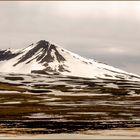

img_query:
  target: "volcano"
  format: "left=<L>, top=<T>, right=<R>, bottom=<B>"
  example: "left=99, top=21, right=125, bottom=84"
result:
left=0, top=40, right=139, bottom=81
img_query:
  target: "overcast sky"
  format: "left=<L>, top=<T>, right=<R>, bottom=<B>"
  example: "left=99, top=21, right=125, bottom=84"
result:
left=0, top=1, right=140, bottom=75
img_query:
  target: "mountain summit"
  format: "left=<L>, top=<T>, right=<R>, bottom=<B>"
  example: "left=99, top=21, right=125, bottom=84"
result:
left=0, top=40, right=140, bottom=81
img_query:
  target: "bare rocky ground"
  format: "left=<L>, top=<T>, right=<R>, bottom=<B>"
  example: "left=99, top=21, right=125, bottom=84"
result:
left=0, top=73, right=140, bottom=138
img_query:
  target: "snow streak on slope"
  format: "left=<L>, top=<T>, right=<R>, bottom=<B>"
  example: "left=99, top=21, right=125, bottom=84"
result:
left=0, top=40, right=140, bottom=81
left=0, top=43, right=45, bottom=73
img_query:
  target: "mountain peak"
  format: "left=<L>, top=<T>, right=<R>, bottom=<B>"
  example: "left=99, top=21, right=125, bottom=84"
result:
left=12, top=40, right=65, bottom=67
left=37, top=40, right=50, bottom=49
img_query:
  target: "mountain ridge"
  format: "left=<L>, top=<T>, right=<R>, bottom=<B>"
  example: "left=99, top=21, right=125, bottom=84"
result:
left=0, top=40, right=140, bottom=81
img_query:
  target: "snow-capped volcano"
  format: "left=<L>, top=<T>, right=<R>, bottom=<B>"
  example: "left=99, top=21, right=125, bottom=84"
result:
left=0, top=40, right=140, bottom=81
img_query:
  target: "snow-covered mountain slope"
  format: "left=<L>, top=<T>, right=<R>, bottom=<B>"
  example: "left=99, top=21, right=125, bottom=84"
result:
left=0, top=40, right=140, bottom=81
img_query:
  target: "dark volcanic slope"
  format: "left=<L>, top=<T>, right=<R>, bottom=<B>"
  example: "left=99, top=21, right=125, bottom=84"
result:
left=13, top=40, right=66, bottom=66
left=0, top=50, right=20, bottom=61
